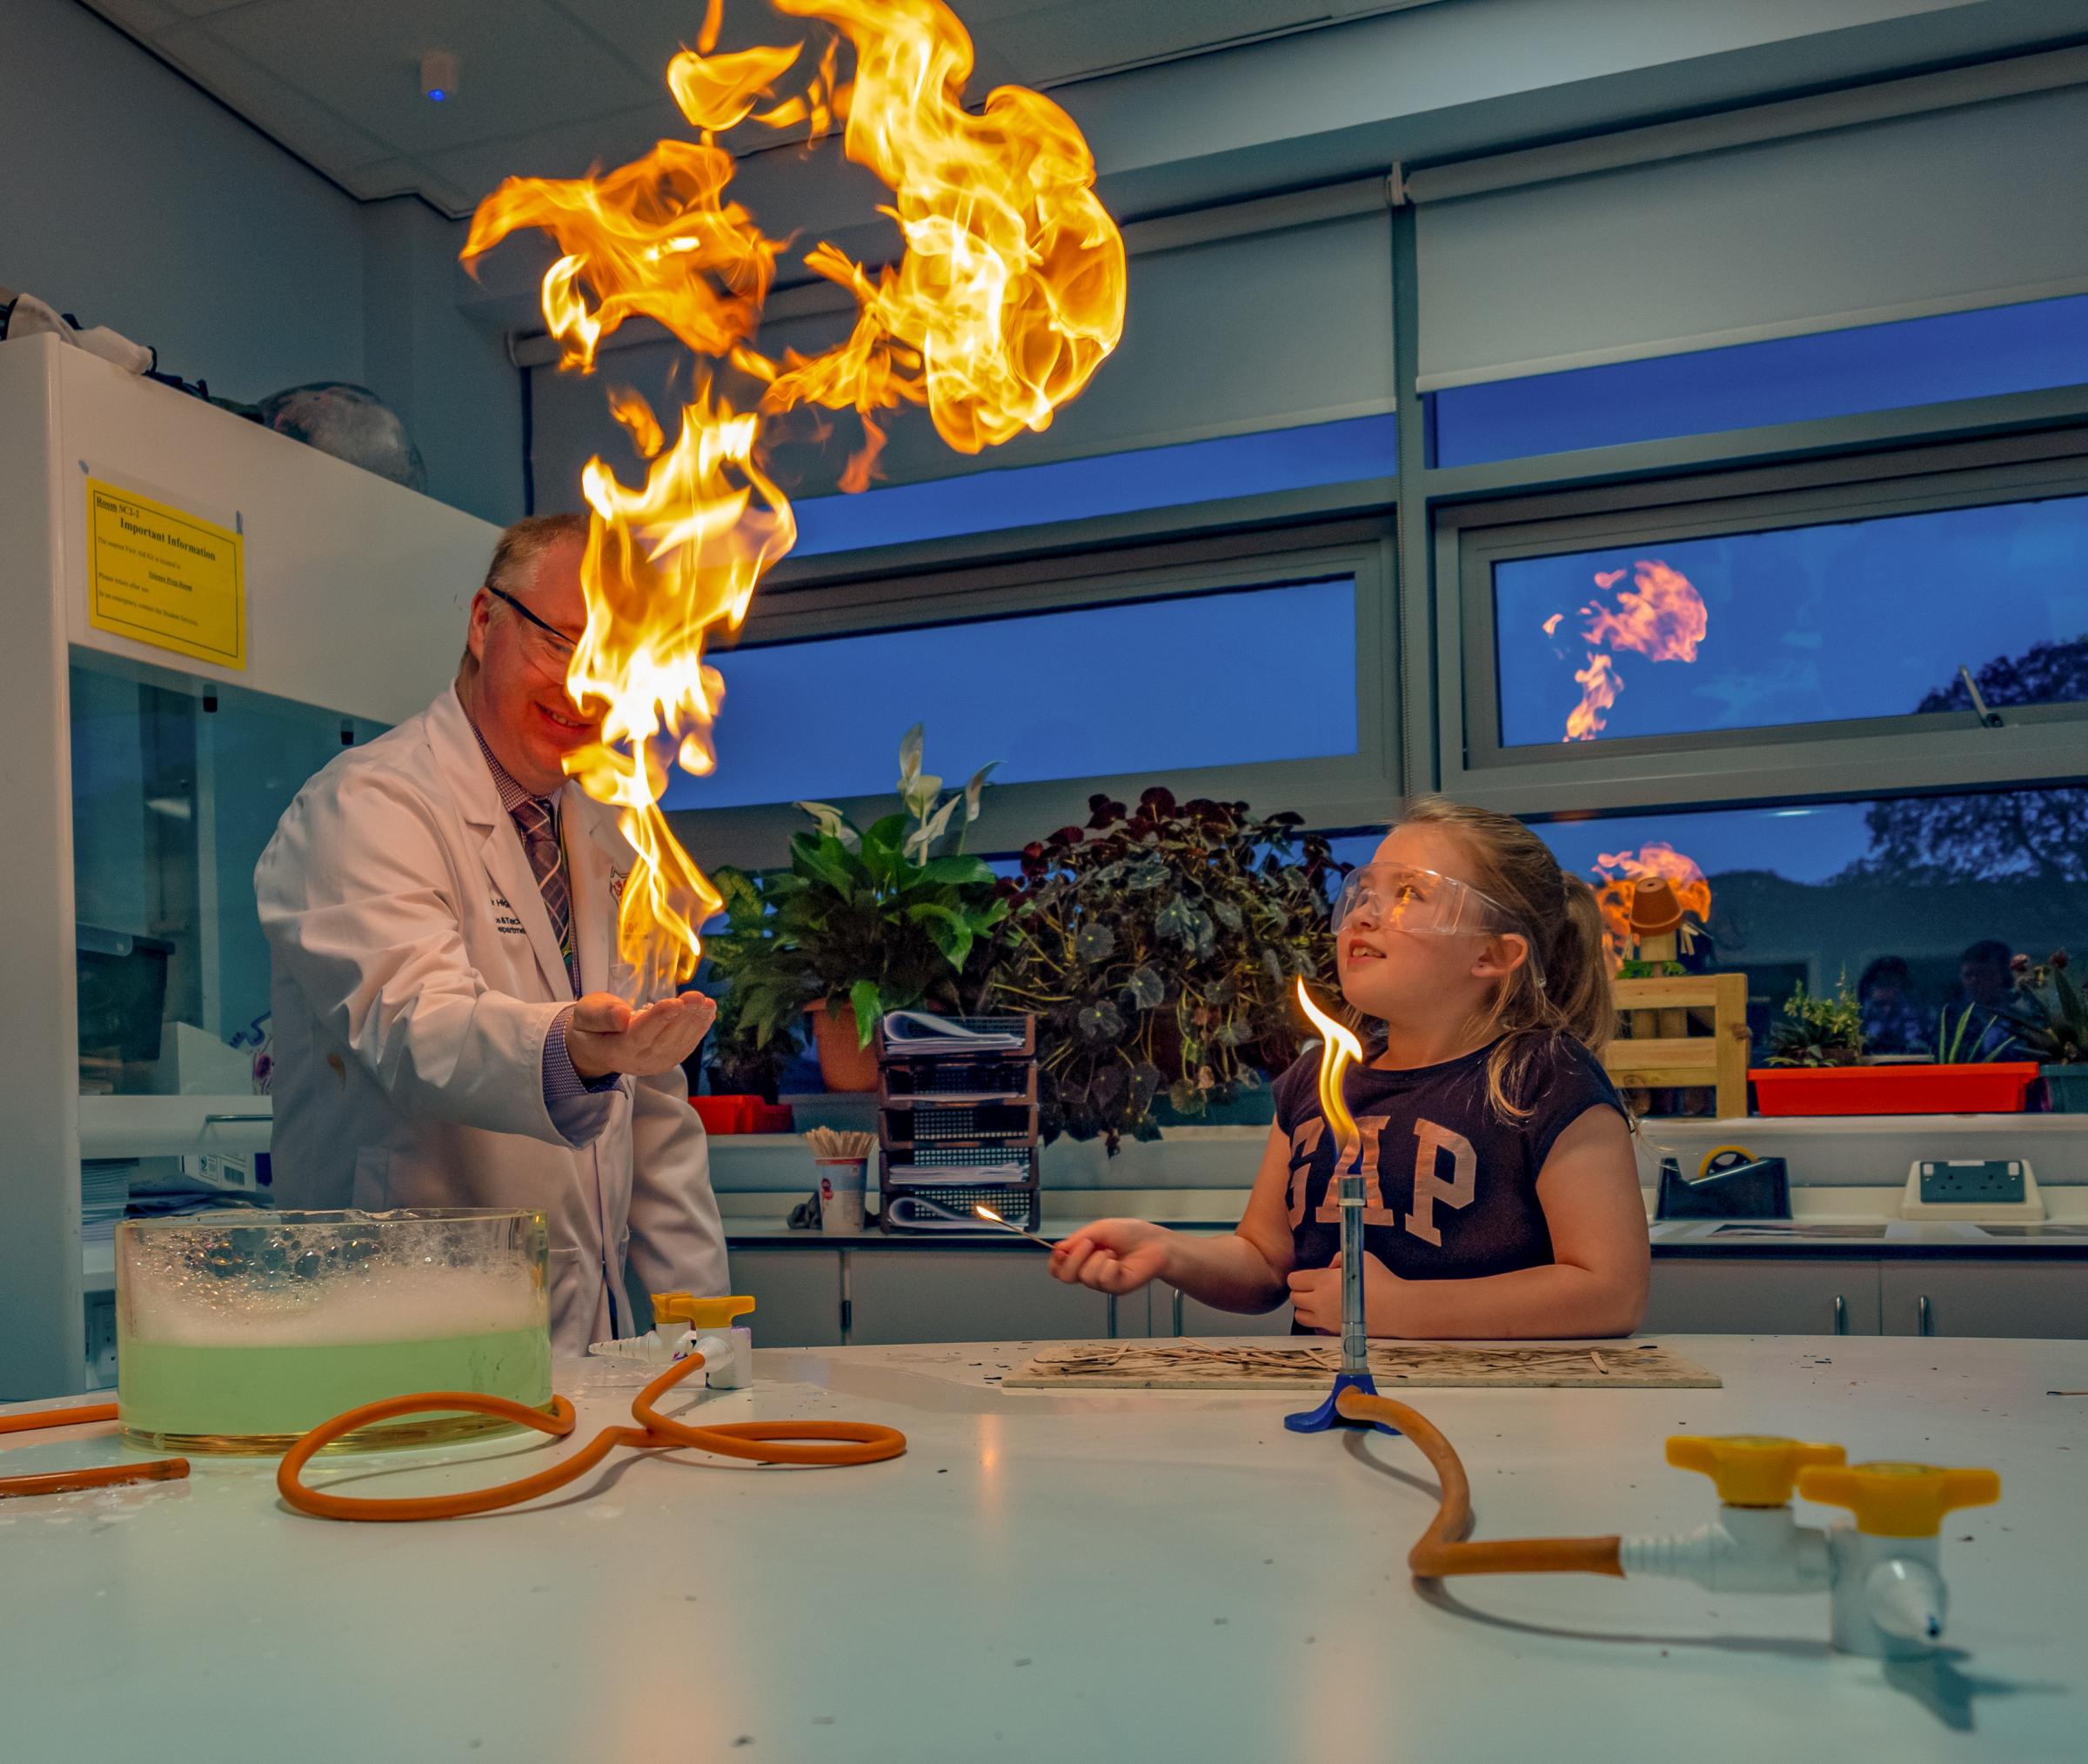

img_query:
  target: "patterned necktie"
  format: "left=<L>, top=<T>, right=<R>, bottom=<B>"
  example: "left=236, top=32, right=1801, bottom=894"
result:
left=512, top=797, right=578, bottom=994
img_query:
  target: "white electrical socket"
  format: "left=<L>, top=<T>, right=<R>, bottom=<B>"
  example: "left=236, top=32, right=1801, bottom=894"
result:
left=1899, top=1159, right=2044, bottom=1223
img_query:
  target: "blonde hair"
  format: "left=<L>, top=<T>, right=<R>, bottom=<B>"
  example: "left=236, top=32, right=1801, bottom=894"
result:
left=1394, top=796, right=1616, bottom=1121
left=460, top=511, right=588, bottom=675
left=484, top=511, right=588, bottom=601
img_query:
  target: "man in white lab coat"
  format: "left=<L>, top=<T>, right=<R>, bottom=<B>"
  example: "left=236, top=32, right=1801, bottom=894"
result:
left=256, top=513, right=727, bottom=1355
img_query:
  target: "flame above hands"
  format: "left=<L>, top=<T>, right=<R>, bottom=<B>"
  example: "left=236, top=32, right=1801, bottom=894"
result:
left=459, top=0, right=1127, bottom=998
left=1550, top=559, right=1708, bottom=743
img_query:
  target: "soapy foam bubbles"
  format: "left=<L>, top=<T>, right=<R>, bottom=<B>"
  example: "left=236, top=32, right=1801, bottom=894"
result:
left=120, top=1211, right=545, bottom=1347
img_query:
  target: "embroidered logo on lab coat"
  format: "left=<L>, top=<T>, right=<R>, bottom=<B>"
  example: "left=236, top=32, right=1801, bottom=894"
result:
left=610, top=868, right=628, bottom=903
left=492, top=892, right=527, bottom=935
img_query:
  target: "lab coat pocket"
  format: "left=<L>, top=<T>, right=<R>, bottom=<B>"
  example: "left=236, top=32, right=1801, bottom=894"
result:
left=350, top=1146, right=390, bottom=1210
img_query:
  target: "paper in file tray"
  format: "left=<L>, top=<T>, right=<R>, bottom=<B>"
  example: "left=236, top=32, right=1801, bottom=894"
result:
left=883, top=1159, right=1033, bottom=1186
left=880, top=1010, right=1027, bottom=1051
left=881, top=1193, right=991, bottom=1232
left=882, top=1186, right=1039, bottom=1232
left=881, top=1153, right=1041, bottom=1232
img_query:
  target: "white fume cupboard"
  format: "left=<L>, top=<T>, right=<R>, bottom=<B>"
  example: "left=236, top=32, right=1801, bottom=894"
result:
left=0, top=332, right=499, bottom=1398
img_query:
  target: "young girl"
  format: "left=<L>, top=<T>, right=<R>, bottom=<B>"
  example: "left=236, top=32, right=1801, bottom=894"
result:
left=1048, top=798, right=1649, bottom=1339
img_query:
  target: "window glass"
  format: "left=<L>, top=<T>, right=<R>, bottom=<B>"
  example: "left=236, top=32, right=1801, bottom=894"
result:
left=1433, top=293, right=2088, bottom=467
left=791, top=414, right=1396, bottom=557
left=1533, top=788, right=2086, bottom=1051
left=1323, top=786, right=2083, bottom=1054
left=1491, top=496, right=2088, bottom=746
left=70, top=658, right=386, bottom=1095
left=664, top=578, right=1360, bottom=812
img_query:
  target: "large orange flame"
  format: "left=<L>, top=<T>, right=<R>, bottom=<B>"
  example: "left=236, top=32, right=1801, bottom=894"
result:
left=757, top=0, right=1127, bottom=461
left=1552, top=558, right=1708, bottom=742
left=460, top=8, right=1126, bottom=995
left=1591, top=842, right=1712, bottom=967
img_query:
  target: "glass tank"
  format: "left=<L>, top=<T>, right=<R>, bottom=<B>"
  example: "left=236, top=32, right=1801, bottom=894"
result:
left=69, top=652, right=388, bottom=1096
left=117, top=1207, right=552, bottom=1453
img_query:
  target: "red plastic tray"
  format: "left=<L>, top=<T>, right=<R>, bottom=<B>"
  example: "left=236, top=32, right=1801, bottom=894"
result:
left=1749, top=1063, right=2039, bottom=1116
left=690, top=1095, right=795, bottom=1133
left=691, top=1095, right=753, bottom=1133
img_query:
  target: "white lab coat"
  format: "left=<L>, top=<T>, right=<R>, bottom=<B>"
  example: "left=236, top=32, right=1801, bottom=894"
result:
left=255, top=685, right=727, bottom=1356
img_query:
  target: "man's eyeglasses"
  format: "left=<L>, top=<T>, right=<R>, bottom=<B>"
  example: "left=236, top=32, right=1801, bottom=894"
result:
left=485, top=584, right=580, bottom=666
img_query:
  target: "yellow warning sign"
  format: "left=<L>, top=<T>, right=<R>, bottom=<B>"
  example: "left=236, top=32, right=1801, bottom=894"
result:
left=85, top=478, right=245, bottom=669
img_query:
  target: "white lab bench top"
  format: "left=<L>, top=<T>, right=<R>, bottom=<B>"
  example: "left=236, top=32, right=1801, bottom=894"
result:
left=3, top=1334, right=2083, bottom=1763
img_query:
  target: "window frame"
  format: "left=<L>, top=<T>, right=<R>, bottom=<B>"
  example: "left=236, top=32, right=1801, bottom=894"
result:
left=671, top=515, right=1402, bottom=871
left=1435, top=426, right=2088, bottom=818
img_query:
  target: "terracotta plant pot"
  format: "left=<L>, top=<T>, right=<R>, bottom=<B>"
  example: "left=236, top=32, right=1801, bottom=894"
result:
left=1749, top=1062, right=2040, bottom=1116
left=806, top=999, right=880, bottom=1092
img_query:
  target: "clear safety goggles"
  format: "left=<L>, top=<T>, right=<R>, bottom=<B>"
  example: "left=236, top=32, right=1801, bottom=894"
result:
left=1332, top=861, right=1529, bottom=944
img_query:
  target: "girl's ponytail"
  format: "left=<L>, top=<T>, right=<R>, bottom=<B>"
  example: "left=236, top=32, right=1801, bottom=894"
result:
left=1394, top=798, right=1620, bottom=1120
left=1551, top=874, right=1616, bottom=1058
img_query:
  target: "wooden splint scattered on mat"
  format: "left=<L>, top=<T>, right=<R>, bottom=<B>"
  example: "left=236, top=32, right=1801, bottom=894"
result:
left=1004, top=1340, right=1721, bottom=1390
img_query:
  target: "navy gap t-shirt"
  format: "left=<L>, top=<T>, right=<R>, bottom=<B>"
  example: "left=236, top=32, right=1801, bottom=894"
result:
left=1273, top=1032, right=1625, bottom=1307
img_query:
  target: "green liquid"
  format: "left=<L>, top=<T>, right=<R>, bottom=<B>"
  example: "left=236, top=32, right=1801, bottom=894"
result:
left=118, top=1326, right=552, bottom=1451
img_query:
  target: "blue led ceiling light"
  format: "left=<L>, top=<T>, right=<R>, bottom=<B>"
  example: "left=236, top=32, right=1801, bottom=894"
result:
left=421, top=50, right=458, bottom=105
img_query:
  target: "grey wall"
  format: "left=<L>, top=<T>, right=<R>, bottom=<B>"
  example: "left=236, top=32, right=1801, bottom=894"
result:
left=0, top=0, right=519, bottom=526
left=0, top=0, right=364, bottom=400
left=359, top=199, right=523, bottom=529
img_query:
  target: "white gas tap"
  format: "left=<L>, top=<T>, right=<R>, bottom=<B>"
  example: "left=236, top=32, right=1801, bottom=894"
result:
left=1800, top=1460, right=2002, bottom=1659
left=1620, top=1434, right=2000, bottom=1658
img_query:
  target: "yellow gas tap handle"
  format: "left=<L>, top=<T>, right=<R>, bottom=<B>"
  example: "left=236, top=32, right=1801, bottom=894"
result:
left=651, top=1293, right=756, bottom=1331
left=1666, top=1434, right=1847, bottom=1507
left=1797, top=1462, right=2001, bottom=1537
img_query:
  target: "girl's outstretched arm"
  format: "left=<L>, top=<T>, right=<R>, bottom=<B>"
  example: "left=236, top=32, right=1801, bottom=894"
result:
left=1048, top=1122, right=1295, bottom=1312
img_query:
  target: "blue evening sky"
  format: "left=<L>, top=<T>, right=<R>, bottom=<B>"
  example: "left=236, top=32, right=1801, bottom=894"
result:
left=1493, top=495, right=2088, bottom=747
left=1432, top=291, right=2088, bottom=466
left=1327, top=802, right=1876, bottom=892
left=792, top=413, right=1398, bottom=557
left=662, top=577, right=1359, bottom=811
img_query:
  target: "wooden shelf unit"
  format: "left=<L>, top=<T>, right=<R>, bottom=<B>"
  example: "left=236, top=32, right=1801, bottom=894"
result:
left=1603, top=972, right=1750, bottom=1119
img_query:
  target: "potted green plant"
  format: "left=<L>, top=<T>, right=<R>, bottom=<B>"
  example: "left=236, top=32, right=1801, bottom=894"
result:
left=1761, top=976, right=1866, bottom=1069
left=689, top=872, right=799, bottom=1103
left=2006, top=950, right=2088, bottom=1113
left=705, top=726, right=1006, bottom=1092
left=1751, top=973, right=2039, bottom=1115
left=982, top=788, right=1345, bottom=1150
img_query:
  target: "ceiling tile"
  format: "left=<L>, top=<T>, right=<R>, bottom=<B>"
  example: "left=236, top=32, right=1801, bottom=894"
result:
left=411, top=164, right=482, bottom=220
left=83, top=0, right=184, bottom=35
left=334, top=157, right=429, bottom=202
left=88, top=0, right=1391, bottom=218
left=976, top=0, right=1330, bottom=85
left=415, top=99, right=693, bottom=211
left=540, top=0, right=823, bottom=86
left=149, top=21, right=395, bottom=172
left=201, top=0, right=660, bottom=159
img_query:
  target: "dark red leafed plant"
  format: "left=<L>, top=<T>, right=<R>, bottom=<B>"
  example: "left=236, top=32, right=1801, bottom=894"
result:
left=981, top=788, right=1348, bottom=1150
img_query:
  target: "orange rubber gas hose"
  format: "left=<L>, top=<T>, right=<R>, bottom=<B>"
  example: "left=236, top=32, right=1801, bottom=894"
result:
left=0, top=1402, right=117, bottom=1434
left=1336, top=1388, right=1623, bottom=1579
left=0, top=1402, right=191, bottom=1500
left=278, top=1350, right=907, bottom=1521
